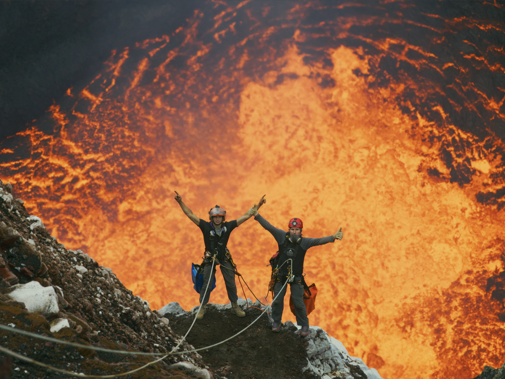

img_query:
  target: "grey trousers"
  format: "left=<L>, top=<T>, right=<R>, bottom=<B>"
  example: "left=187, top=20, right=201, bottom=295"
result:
left=199, top=258, right=238, bottom=306
left=272, top=281, right=309, bottom=327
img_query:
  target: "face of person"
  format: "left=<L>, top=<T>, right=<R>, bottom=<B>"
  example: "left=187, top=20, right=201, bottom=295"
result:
left=289, top=227, right=302, bottom=237
left=212, top=215, right=224, bottom=226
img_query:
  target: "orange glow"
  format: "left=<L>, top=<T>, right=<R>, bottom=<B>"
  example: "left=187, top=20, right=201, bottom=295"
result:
left=1, top=2, right=505, bottom=378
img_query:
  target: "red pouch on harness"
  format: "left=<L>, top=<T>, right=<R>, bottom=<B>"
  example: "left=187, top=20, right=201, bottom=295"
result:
left=290, top=283, right=317, bottom=316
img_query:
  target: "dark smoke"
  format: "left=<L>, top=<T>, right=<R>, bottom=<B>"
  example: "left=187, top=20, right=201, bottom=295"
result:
left=0, top=0, right=194, bottom=141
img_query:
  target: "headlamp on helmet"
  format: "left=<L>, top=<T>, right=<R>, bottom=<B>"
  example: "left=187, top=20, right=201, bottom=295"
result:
left=288, top=218, right=303, bottom=229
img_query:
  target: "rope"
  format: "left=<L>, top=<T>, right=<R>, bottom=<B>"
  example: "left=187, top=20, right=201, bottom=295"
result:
left=236, top=275, right=266, bottom=312
left=0, top=344, right=168, bottom=379
left=0, top=259, right=294, bottom=378
left=236, top=272, right=267, bottom=307
left=219, top=254, right=268, bottom=307
left=0, top=257, right=219, bottom=378
left=0, top=324, right=164, bottom=356
left=169, top=255, right=217, bottom=353
left=162, top=269, right=292, bottom=356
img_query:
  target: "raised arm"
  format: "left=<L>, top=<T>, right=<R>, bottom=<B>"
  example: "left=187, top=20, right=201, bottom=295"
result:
left=174, top=191, right=200, bottom=226
left=237, top=194, right=266, bottom=226
left=254, top=213, right=286, bottom=245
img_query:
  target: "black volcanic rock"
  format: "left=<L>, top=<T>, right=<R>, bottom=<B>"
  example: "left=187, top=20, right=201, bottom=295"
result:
left=0, top=0, right=195, bottom=140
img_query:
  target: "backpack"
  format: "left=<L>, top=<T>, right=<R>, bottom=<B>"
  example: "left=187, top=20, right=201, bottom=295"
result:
left=191, top=263, right=216, bottom=294
left=290, top=283, right=318, bottom=316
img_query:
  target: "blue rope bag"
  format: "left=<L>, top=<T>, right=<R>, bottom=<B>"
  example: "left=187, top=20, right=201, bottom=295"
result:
left=191, top=263, right=217, bottom=294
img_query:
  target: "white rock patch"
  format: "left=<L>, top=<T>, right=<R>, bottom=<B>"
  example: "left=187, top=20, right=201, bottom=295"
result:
left=8, top=281, right=60, bottom=316
left=167, top=362, right=212, bottom=379
left=0, top=187, right=14, bottom=210
left=75, top=265, right=88, bottom=274
left=159, top=302, right=187, bottom=317
left=50, top=318, right=70, bottom=333
left=27, top=215, right=45, bottom=231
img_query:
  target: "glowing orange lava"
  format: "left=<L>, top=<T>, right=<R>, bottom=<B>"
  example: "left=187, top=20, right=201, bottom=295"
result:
left=1, top=2, right=505, bottom=378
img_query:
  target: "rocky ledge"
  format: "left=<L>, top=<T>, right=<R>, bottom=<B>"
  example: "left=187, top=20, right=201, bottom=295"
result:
left=161, top=300, right=383, bottom=379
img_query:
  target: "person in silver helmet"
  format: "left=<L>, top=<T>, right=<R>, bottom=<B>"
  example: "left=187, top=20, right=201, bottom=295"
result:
left=175, top=191, right=265, bottom=320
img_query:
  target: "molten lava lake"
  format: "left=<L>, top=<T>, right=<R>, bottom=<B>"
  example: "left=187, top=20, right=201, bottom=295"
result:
left=1, top=1, right=505, bottom=378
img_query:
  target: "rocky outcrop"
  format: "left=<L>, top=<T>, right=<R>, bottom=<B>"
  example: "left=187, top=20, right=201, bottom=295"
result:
left=161, top=299, right=383, bottom=379
left=474, top=362, right=505, bottom=379
left=301, top=326, right=382, bottom=379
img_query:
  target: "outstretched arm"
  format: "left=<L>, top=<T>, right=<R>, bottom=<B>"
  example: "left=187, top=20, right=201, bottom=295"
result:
left=174, top=191, right=200, bottom=226
left=237, top=194, right=266, bottom=226
left=302, top=228, right=344, bottom=249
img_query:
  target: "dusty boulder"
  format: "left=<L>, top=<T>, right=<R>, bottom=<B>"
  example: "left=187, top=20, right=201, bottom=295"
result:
left=7, top=281, right=59, bottom=316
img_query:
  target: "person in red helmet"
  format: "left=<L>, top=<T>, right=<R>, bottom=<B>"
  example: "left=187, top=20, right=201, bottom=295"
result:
left=174, top=191, right=265, bottom=320
left=252, top=197, right=343, bottom=337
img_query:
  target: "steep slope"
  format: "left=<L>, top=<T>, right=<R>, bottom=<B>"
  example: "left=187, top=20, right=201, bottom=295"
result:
left=0, top=178, right=209, bottom=378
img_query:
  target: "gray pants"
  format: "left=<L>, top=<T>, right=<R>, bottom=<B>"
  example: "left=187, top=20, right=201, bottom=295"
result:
left=199, top=258, right=238, bottom=306
left=272, top=280, right=309, bottom=327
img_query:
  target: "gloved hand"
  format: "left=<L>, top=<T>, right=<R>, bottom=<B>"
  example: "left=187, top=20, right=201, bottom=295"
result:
left=249, top=205, right=259, bottom=217
left=333, top=228, right=343, bottom=240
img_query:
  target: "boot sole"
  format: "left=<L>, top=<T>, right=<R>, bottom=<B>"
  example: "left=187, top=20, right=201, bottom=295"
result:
left=230, top=310, right=246, bottom=317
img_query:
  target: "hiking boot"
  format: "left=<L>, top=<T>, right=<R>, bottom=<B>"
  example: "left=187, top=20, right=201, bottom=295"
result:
left=300, top=325, right=309, bottom=337
left=230, top=302, right=245, bottom=317
left=196, top=305, right=206, bottom=320
left=272, top=322, right=281, bottom=332
left=0, top=257, right=18, bottom=286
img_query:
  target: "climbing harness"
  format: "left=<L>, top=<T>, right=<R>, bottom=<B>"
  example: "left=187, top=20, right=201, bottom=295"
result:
left=209, top=221, right=228, bottom=263
left=267, top=238, right=318, bottom=315
left=191, top=225, right=233, bottom=295
left=267, top=234, right=299, bottom=294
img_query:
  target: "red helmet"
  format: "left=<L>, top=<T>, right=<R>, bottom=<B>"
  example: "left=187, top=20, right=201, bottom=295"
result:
left=209, top=205, right=226, bottom=219
left=288, top=218, right=303, bottom=229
